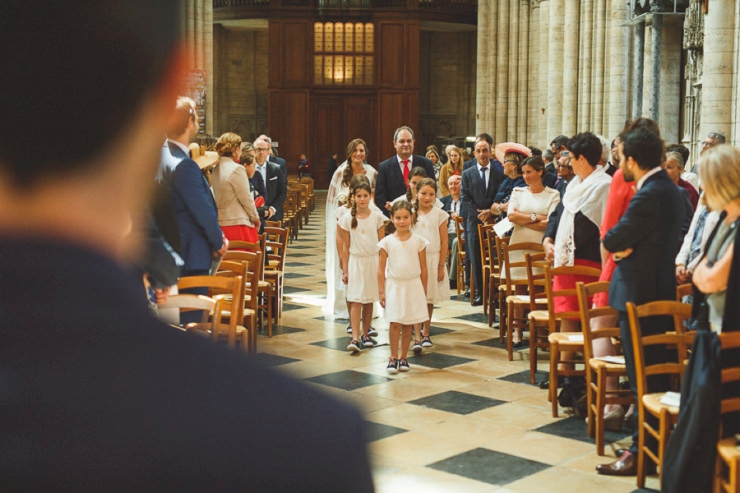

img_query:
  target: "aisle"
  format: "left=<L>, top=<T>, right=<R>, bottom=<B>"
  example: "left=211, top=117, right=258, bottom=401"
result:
left=257, top=191, right=653, bottom=492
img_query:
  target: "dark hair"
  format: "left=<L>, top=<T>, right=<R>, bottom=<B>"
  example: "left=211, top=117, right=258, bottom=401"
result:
left=566, top=133, right=602, bottom=167
left=349, top=175, right=372, bottom=229
left=475, top=133, right=493, bottom=147
left=522, top=155, right=545, bottom=175
left=393, top=126, right=414, bottom=141
left=667, top=144, right=690, bottom=165
left=619, top=117, right=661, bottom=139
left=342, top=138, right=368, bottom=188
left=405, top=166, right=429, bottom=202
left=1, top=1, right=181, bottom=189
left=415, top=178, right=437, bottom=213
left=528, top=146, right=542, bottom=156
left=550, top=135, right=570, bottom=149
left=385, top=200, right=415, bottom=235
left=621, top=128, right=664, bottom=170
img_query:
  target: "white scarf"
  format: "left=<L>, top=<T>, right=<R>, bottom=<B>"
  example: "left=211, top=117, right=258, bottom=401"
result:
left=554, top=166, right=612, bottom=267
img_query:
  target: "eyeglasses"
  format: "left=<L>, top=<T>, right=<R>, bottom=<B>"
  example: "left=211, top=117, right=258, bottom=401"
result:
left=701, top=140, right=714, bottom=147
left=255, top=148, right=270, bottom=152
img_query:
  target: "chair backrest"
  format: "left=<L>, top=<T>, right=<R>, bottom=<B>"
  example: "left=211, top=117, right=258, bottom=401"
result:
left=454, top=215, right=466, bottom=250
left=227, top=240, right=261, bottom=252
left=477, top=223, right=495, bottom=272
left=265, top=220, right=283, bottom=228
left=626, top=300, right=695, bottom=399
left=676, top=282, right=693, bottom=300
left=493, top=235, right=510, bottom=277
left=224, top=249, right=264, bottom=282
left=543, top=263, right=601, bottom=332
left=159, top=294, right=220, bottom=332
left=718, top=331, right=740, bottom=433
left=218, top=253, right=262, bottom=314
left=502, top=241, right=545, bottom=294
left=216, top=260, right=248, bottom=325
left=264, top=226, right=289, bottom=270
left=178, top=275, right=243, bottom=346
left=576, top=281, right=619, bottom=363
left=524, top=251, right=549, bottom=311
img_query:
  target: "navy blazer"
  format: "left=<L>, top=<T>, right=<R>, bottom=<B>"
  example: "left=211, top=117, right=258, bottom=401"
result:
left=461, top=163, right=504, bottom=231
left=161, top=141, right=222, bottom=272
left=603, top=169, right=684, bottom=310
left=374, top=155, right=436, bottom=216
left=261, top=161, right=287, bottom=222
left=268, top=155, right=288, bottom=186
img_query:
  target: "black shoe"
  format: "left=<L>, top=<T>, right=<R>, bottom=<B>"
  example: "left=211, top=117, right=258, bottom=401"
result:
left=463, top=289, right=471, bottom=297
left=449, top=280, right=457, bottom=289
left=472, top=296, right=483, bottom=306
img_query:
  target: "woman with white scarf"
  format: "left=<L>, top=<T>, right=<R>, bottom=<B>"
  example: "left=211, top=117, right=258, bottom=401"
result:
left=543, top=132, right=612, bottom=334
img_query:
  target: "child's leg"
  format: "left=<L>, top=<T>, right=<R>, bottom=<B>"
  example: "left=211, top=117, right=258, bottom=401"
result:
left=400, top=325, right=413, bottom=359
left=388, top=323, right=401, bottom=359
left=361, top=303, right=373, bottom=336
left=414, top=323, right=422, bottom=342
left=424, top=304, right=434, bottom=336
left=349, top=302, right=361, bottom=341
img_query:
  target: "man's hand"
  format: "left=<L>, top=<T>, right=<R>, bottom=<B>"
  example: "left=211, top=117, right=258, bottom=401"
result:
left=385, top=201, right=392, bottom=211
left=477, top=209, right=492, bottom=223
left=676, top=265, right=689, bottom=283
left=543, top=238, right=555, bottom=262
left=216, top=235, right=229, bottom=257
left=612, top=247, right=633, bottom=262
left=267, top=206, right=276, bottom=219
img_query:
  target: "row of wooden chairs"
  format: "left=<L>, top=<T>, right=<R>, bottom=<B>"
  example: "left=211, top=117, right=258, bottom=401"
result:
left=284, top=177, right=314, bottom=242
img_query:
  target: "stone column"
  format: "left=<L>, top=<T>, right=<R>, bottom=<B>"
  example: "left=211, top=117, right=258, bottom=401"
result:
left=701, top=0, right=736, bottom=143
left=530, top=0, right=542, bottom=146
left=648, top=13, right=663, bottom=123
left=538, top=0, right=549, bottom=145
left=604, top=0, right=629, bottom=137
left=508, top=0, right=521, bottom=141
left=562, top=0, right=579, bottom=135
left=547, top=0, right=565, bottom=139
left=659, top=16, right=684, bottom=144
left=495, top=0, right=510, bottom=143
left=518, top=0, right=531, bottom=142
left=592, top=0, right=606, bottom=134
left=578, top=0, right=593, bottom=130
left=632, top=19, right=645, bottom=119
left=181, top=0, right=214, bottom=135
left=476, top=0, right=491, bottom=133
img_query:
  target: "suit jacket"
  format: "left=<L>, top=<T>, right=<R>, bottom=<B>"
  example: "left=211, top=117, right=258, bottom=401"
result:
left=269, top=155, right=288, bottom=186
left=0, top=238, right=374, bottom=491
left=603, top=169, right=684, bottom=310
left=440, top=194, right=464, bottom=231
left=260, top=161, right=287, bottom=221
left=464, top=158, right=504, bottom=175
left=161, top=141, right=222, bottom=272
left=461, top=163, right=504, bottom=231
left=374, top=154, right=436, bottom=215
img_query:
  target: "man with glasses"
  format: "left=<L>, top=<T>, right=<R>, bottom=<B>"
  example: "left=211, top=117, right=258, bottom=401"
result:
left=553, top=150, right=574, bottom=198
left=254, top=137, right=287, bottom=222
left=257, top=134, right=288, bottom=187
left=701, top=131, right=726, bottom=151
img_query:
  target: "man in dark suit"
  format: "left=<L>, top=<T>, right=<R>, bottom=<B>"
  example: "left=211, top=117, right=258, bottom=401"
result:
left=374, top=126, right=436, bottom=216
left=159, top=97, right=226, bottom=280
left=258, top=133, right=289, bottom=186
left=0, top=3, right=374, bottom=489
left=461, top=137, right=504, bottom=305
left=463, top=133, right=504, bottom=174
left=597, top=126, right=685, bottom=477
left=255, top=137, right=288, bottom=222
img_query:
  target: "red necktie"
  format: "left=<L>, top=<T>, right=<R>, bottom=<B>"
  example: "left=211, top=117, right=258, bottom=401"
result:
left=402, top=159, right=411, bottom=185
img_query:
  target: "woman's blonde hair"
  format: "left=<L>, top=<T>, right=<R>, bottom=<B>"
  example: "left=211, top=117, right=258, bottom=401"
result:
left=698, top=144, right=740, bottom=211
left=214, top=132, right=241, bottom=157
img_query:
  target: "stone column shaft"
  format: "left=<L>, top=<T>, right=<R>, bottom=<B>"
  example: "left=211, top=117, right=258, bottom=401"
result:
left=508, top=0, right=520, bottom=141
left=475, top=0, right=491, bottom=133
left=701, top=0, right=736, bottom=141
left=592, top=1, right=606, bottom=134
left=562, top=0, right=579, bottom=135
left=547, top=0, right=565, bottom=139
left=632, top=20, right=645, bottom=119
left=648, top=13, right=663, bottom=123
left=495, top=0, right=510, bottom=143
left=518, top=1, right=531, bottom=142
left=578, top=0, right=593, bottom=130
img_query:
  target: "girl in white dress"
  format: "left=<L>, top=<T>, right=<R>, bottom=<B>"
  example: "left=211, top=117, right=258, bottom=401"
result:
left=378, top=201, right=429, bottom=374
left=410, top=178, right=449, bottom=353
left=392, top=167, right=444, bottom=209
left=338, top=177, right=386, bottom=353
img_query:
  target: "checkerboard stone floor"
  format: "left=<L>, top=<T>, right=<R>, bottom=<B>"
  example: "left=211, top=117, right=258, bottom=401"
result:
left=256, top=191, right=657, bottom=493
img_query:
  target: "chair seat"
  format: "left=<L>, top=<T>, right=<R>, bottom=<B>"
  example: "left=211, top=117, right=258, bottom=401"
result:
left=506, top=294, right=547, bottom=304
left=548, top=332, right=585, bottom=347
left=642, top=392, right=680, bottom=415
left=588, top=358, right=628, bottom=372
left=717, top=437, right=740, bottom=462
left=528, top=309, right=549, bottom=321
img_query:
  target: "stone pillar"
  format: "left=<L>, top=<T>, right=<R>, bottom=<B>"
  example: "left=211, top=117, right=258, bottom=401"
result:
left=518, top=0, right=531, bottom=142
left=547, top=0, right=565, bottom=139
left=508, top=0, right=520, bottom=141
left=495, top=0, right=510, bottom=143
left=592, top=0, right=606, bottom=134
left=476, top=0, right=491, bottom=133
left=538, top=0, right=550, bottom=145
left=648, top=13, right=663, bottom=123
left=530, top=0, right=543, bottom=146
left=659, top=16, right=684, bottom=144
left=701, top=0, right=736, bottom=143
left=562, top=0, right=579, bottom=135
left=181, top=0, right=214, bottom=135
left=604, top=0, right=630, bottom=137
left=578, top=0, right=593, bottom=131
left=632, top=19, right=646, bottom=119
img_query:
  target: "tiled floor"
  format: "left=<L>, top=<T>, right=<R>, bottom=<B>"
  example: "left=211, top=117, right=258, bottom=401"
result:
left=257, top=191, right=657, bottom=492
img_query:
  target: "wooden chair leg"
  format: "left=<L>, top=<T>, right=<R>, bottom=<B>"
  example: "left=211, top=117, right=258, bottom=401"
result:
left=498, top=290, right=506, bottom=343
left=595, top=371, right=606, bottom=455
left=637, top=412, right=646, bottom=489
left=507, top=302, right=514, bottom=361
left=529, top=319, right=537, bottom=384
left=550, top=341, right=559, bottom=417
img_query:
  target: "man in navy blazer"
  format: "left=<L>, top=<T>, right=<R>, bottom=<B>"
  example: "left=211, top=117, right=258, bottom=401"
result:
left=461, top=137, right=504, bottom=305
left=258, top=133, right=289, bottom=186
left=375, top=126, right=436, bottom=216
left=159, top=97, right=226, bottom=278
left=598, top=126, right=685, bottom=477
left=255, top=138, right=287, bottom=222
left=463, top=133, right=504, bottom=174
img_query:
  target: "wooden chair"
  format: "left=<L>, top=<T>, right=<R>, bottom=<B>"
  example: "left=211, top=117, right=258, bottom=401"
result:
left=217, top=254, right=262, bottom=353
left=177, top=275, right=251, bottom=352
left=159, top=293, right=220, bottom=334
left=546, top=263, right=602, bottom=417
left=500, top=241, right=546, bottom=361
left=224, top=247, right=274, bottom=338
left=266, top=220, right=283, bottom=228
left=714, top=331, right=740, bottom=493
left=525, top=252, right=550, bottom=383
left=454, top=215, right=466, bottom=295
left=478, top=222, right=495, bottom=316
left=676, top=282, right=693, bottom=300
left=626, top=300, right=694, bottom=488
left=264, top=226, right=289, bottom=320
left=576, top=281, right=634, bottom=455
left=493, top=235, right=510, bottom=335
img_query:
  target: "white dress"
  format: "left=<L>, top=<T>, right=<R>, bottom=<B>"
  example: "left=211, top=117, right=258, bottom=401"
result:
left=324, top=162, right=378, bottom=318
left=412, top=206, right=450, bottom=304
left=505, top=186, right=561, bottom=280
left=378, top=233, right=429, bottom=325
left=339, top=210, right=386, bottom=303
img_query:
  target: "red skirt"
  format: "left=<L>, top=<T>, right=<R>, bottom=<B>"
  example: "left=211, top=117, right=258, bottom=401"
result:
left=221, top=224, right=259, bottom=246
left=553, top=258, right=601, bottom=317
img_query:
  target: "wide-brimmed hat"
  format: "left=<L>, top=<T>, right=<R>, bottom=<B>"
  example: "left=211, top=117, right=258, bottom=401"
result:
left=494, top=142, right=532, bottom=163
left=188, top=143, right=219, bottom=169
